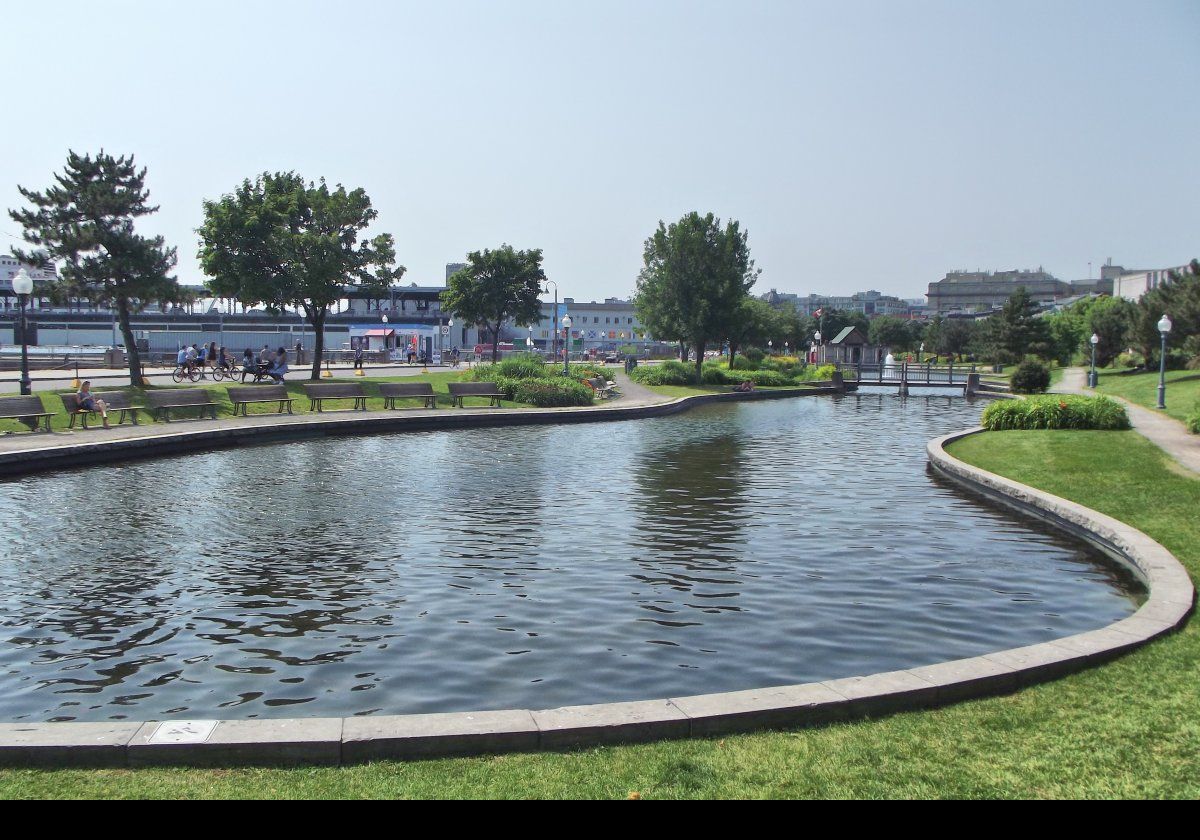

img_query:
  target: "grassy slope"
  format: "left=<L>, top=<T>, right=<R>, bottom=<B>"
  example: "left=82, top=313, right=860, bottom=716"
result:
left=1, top=434, right=1198, bottom=798
left=0, top=372, right=553, bottom=434
left=1093, top=370, right=1200, bottom=426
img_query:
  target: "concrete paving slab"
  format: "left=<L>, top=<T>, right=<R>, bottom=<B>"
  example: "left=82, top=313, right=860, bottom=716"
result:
left=670, top=683, right=849, bottom=736
left=342, top=710, right=539, bottom=762
left=907, top=656, right=1018, bottom=703
left=0, top=721, right=141, bottom=767
left=821, top=670, right=938, bottom=717
left=129, top=718, right=342, bottom=767
left=532, top=699, right=690, bottom=749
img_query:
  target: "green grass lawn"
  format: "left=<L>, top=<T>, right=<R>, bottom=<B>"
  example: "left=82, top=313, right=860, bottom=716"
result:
left=1, top=428, right=1196, bottom=799
left=1093, top=369, right=1200, bottom=426
left=0, top=371, right=550, bottom=434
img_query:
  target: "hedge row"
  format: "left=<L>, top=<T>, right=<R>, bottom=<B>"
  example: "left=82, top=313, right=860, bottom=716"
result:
left=981, top=395, right=1131, bottom=431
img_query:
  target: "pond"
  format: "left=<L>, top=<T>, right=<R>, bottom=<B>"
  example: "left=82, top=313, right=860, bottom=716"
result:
left=0, top=394, right=1141, bottom=722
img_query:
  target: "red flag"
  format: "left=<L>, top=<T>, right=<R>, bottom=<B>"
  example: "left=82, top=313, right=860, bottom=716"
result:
left=813, top=308, right=823, bottom=318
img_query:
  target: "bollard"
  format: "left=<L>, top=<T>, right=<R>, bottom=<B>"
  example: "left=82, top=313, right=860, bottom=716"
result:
left=830, top=370, right=846, bottom=394
left=966, top=372, right=981, bottom=397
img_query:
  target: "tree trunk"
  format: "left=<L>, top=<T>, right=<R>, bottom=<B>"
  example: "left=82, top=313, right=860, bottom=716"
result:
left=693, top=340, right=705, bottom=382
left=491, top=324, right=501, bottom=363
left=117, top=299, right=143, bottom=388
left=729, top=341, right=738, bottom=370
left=309, top=309, right=327, bottom=380
left=679, top=342, right=688, bottom=362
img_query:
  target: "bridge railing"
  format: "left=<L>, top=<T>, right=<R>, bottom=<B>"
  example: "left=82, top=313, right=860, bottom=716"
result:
left=835, top=361, right=977, bottom=385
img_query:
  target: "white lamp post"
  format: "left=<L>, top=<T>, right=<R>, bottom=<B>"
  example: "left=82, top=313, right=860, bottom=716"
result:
left=1156, top=314, right=1172, bottom=409
left=1089, top=333, right=1100, bottom=388
left=12, top=268, right=34, bottom=396
left=381, top=313, right=389, bottom=359
left=561, top=314, right=573, bottom=375
left=528, top=325, right=534, bottom=354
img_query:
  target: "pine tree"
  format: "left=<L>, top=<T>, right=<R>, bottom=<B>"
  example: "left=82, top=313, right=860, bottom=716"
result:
left=9, top=150, right=182, bottom=386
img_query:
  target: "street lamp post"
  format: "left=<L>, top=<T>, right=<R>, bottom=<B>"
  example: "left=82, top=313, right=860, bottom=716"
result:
left=1156, top=314, right=1172, bottom=410
left=813, top=331, right=822, bottom=365
left=12, top=269, right=33, bottom=396
left=1088, top=333, right=1100, bottom=388
left=381, top=313, right=389, bottom=360
left=544, top=280, right=558, bottom=366
left=561, top=314, right=572, bottom=375
left=528, top=325, right=534, bottom=354
left=768, top=340, right=773, bottom=356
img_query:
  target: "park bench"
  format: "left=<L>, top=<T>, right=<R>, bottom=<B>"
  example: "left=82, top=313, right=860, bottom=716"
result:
left=0, top=395, right=54, bottom=432
left=447, top=381, right=505, bottom=408
left=303, top=382, right=368, bottom=412
left=588, top=377, right=616, bottom=399
left=145, top=388, right=219, bottom=422
left=59, top=392, right=142, bottom=429
left=379, top=382, right=438, bottom=410
left=227, top=384, right=295, bottom=417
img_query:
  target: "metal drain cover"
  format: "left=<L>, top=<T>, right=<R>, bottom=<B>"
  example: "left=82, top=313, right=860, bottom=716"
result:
left=148, top=720, right=219, bottom=744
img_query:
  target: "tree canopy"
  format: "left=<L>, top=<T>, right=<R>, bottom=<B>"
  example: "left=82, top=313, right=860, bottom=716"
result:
left=198, top=172, right=402, bottom=379
left=635, top=212, right=759, bottom=379
left=9, top=149, right=182, bottom=385
left=440, top=245, right=546, bottom=362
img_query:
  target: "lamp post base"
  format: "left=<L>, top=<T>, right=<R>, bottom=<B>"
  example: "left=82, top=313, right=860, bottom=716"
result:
left=1157, top=384, right=1166, bottom=411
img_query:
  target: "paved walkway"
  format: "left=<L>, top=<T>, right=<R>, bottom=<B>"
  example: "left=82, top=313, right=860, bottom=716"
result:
left=0, top=369, right=674, bottom=458
left=1057, top=367, right=1200, bottom=476
left=0, top=362, right=443, bottom=394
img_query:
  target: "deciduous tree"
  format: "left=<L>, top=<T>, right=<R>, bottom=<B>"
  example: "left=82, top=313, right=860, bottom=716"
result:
left=441, top=245, right=546, bottom=363
left=635, top=212, right=759, bottom=380
left=198, top=172, right=402, bottom=379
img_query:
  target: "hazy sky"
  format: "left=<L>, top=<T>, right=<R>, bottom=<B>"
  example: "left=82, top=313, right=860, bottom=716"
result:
left=3, top=0, right=1197, bottom=301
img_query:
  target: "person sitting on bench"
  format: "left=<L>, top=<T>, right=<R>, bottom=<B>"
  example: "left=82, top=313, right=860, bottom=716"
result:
left=76, top=381, right=110, bottom=429
left=240, top=348, right=258, bottom=383
left=267, top=347, right=289, bottom=383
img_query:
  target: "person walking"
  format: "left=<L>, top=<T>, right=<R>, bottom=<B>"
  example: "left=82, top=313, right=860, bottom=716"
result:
left=353, top=341, right=364, bottom=371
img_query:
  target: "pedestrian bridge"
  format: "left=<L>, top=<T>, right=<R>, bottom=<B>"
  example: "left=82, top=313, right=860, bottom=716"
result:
left=837, top=362, right=1009, bottom=395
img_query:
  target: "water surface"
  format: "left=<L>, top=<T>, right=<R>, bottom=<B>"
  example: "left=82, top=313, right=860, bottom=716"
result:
left=0, top=394, right=1141, bottom=721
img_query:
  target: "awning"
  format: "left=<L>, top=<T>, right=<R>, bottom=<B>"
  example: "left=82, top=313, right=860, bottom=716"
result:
left=363, top=329, right=395, bottom=337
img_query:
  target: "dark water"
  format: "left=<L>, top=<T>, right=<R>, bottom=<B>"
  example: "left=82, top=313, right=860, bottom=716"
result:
left=0, top=394, right=1141, bottom=722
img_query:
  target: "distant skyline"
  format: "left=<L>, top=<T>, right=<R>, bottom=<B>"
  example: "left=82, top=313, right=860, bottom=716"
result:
left=3, top=0, right=1197, bottom=301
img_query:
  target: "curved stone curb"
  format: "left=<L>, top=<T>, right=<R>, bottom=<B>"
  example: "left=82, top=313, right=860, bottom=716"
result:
left=0, top=427, right=1192, bottom=768
left=0, top=386, right=832, bottom=479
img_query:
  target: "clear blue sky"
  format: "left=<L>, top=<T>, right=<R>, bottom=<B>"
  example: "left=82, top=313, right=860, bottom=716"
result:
left=4, top=0, right=1197, bottom=301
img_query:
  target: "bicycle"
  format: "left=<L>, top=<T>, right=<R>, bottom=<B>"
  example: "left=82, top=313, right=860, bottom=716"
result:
left=171, top=364, right=202, bottom=383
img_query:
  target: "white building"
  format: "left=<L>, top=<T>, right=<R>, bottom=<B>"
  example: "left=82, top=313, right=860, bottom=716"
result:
left=1113, top=263, right=1195, bottom=302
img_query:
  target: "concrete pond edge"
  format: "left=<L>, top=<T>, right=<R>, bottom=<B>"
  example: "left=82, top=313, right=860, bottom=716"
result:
left=0, top=422, right=1192, bottom=768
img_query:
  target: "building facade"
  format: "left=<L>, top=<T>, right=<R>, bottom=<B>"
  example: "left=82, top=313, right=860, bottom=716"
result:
left=926, top=269, right=1073, bottom=314
left=1113, top=263, right=1195, bottom=302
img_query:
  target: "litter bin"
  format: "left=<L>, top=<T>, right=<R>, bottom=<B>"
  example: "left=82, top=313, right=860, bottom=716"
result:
left=992, top=364, right=1004, bottom=374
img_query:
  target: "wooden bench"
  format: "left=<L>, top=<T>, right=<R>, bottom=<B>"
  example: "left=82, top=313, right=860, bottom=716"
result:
left=0, top=396, right=54, bottom=432
left=448, top=381, right=505, bottom=408
left=379, top=382, right=438, bottom=410
left=60, top=392, right=142, bottom=429
left=303, top=382, right=367, bottom=412
left=145, top=388, right=219, bottom=422
left=227, top=385, right=295, bottom=417
left=588, top=377, right=616, bottom=399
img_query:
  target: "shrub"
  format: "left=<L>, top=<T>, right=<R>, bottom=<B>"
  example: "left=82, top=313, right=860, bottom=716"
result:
left=496, top=354, right=549, bottom=379
left=630, top=360, right=696, bottom=386
left=511, top=378, right=594, bottom=407
left=728, top=369, right=794, bottom=387
left=1010, top=360, right=1051, bottom=394
left=742, top=347, right=766, bottom=364
left=701, top=365, right=733, bottom=386
left=1115, top=352, right=1142, bottom=369
left=729, top=355, right=759, bottom=371
left=801, top=364, right=837, bottom=381
left=981, top=395, right=1131, bottom=431
left=1187, top=402, right=1200, bottom=435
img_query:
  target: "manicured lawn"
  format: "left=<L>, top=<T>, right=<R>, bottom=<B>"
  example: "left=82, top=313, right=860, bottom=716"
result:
left=0, top=372, right=548, bottom=434
left=1094, top=370, right=1200, bottom=426
left=0, top=428, right=1195, bottom=798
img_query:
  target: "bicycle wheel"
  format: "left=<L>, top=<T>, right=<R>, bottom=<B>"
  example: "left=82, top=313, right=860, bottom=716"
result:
left=171, top=368, right=185, bottom=383
left=211, top=366, right=227, bottom=382
left=188, top=367, right=202, bottom=383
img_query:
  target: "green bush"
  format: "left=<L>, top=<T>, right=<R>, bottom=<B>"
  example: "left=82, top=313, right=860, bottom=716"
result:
left=729, top=355, right=759, bottom=371
left=742, top=347, right=766, bottom=364
left=1011, top=360, right=1052, bottom=394
left=701, top=365, right=733, bottom=386
left=630, top=360, right=696, bottom=386
left=511, top=378, right=594, bottom=407
left=1187, top=402, right=1200, bottom=435
left=981, top=395, right=1131, bottom=431
left=801, top=364, right=837, bottom=381
left=727, top=369, right=794, bottom=387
